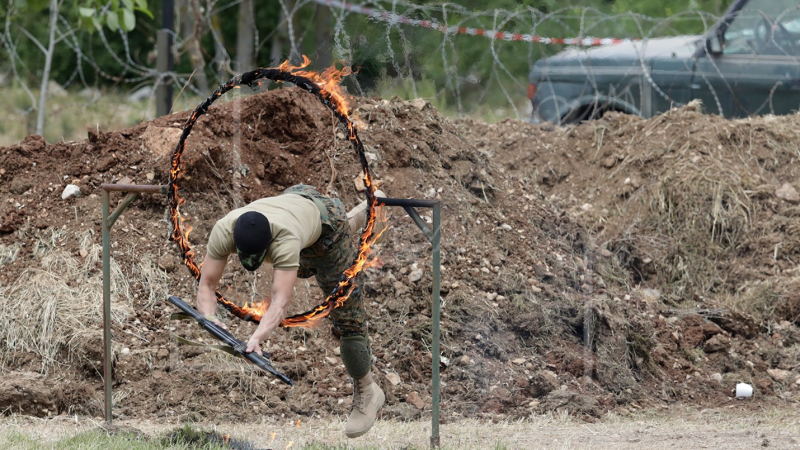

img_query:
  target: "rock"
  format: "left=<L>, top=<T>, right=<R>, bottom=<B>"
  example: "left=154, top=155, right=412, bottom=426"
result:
left=499, top=223, right=513, bottom=231
left=406, top=391, right=425, bottom=410
left=512, top=358, right=526, bottom=365
left=141, top=126, right=182, bottom=160
left=710, top=373, right=723, bottom=383
left=458, top=355, right=471, bottom=366
left=385, top=373, right=401, bottom=386
left=325, top=357, right=338, bottom=365
left=158, top=253, right=178, bottom=273
left=117, top=176, right=133, bottom=186
left=61, top=184, right=82, bottom=200
left=146, top=172, right=155, bottom=181
left=767, top=369, right=791, bottom=383
left=776, top=183, right=800, bottom=204
left=408, top=268, right=424, bottom=283
left=703, top=334, right=731, bottom=353
left=530, top=370, right=560, bottom=398
left=333, top=347, right=341, bottom=356
left=410, top=98, right=430, bottom=111
left=79, top=249, right=89, bottom=258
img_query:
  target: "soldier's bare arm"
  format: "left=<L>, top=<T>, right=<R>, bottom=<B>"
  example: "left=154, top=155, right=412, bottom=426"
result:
left=246, top=269, right=298, bottom=355
left=196, top=255, right=228, bottom=330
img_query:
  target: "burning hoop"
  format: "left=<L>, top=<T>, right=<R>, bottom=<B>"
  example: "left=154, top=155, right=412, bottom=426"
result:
left=168, top=57, right=380, bottom=328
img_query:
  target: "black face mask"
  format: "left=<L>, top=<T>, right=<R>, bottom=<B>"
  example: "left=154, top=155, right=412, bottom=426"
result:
left=237, top=248, right=267, bottom=272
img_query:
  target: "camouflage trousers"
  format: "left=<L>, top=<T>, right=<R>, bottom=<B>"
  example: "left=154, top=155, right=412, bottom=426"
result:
left=283, top=185, right=367, bottom=339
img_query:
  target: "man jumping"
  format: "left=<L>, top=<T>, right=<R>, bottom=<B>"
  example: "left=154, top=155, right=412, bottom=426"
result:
left=196, top=184, right=386, bottom=438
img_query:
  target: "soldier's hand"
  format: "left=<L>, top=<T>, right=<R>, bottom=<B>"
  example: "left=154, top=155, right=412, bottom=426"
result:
left=246, top=334, right=264, bottom=356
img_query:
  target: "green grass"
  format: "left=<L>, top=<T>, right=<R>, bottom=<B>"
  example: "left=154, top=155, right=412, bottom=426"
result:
left=0, top=86, right=164, bottom=146
left=0, top=424, right=445, bottom=450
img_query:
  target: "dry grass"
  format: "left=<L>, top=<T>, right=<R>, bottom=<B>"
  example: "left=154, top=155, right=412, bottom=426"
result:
left=0, top=229, right=163, bottom=374
left=2, top=406, right=800, bottom=449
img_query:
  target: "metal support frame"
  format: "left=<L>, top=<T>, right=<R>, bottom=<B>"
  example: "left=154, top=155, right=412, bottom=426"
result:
left=101, top=183, right=167, bottom=424
left=377, top=196, right=442, bottom=449
left=99, top=188, right=443, bottom=444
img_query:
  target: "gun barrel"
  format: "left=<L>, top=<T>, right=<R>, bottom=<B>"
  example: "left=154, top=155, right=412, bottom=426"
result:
left=167, top=296, right=294, bottom=386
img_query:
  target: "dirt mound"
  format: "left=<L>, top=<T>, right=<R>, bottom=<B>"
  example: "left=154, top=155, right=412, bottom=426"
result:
left=1, top=90, right=798, bottom=423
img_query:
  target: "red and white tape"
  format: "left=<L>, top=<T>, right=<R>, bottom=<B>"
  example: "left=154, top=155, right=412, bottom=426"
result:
left=314, top=0, right=636, bottom=46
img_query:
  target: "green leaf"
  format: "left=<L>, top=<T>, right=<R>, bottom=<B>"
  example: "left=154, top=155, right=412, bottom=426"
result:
left=135, top=0, right=147, bottom=9
left=78, top=7, right=94, bottom=17
left=122, top=9, right=135, bottom=31
left=121, top=0, right=133, bottom=9
left=134, top=6, right=153, bottom=19
left=105, top=10, right=119, bottom=31
left=91, top=15, right=101, bottom=31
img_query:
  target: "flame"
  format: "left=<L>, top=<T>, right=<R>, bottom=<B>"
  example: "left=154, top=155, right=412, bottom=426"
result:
left=168, top=56, right=382, bottom=329
left=221, top=434, right=230, bottom=444
left=295, top=418, right=302, bottom=428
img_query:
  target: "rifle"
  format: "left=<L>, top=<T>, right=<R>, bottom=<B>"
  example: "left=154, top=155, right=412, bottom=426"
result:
left=167, top=296, right=294, bottom=386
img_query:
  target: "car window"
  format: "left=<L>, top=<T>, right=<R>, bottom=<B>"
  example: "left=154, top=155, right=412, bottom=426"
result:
left=723, top=0, right=800, bottom=55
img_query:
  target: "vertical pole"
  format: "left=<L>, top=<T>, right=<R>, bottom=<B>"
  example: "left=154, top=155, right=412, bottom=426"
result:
left=101, top=189, right=113, bottom=424
left=156, top=0, right=174, bottom=117
left=430, top=201, right=441, bottom=448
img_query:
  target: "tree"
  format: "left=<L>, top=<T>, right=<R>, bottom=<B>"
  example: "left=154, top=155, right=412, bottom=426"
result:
left=5, top=0, right=152, bottom=137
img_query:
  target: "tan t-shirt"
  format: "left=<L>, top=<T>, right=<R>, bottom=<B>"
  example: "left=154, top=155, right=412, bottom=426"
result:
left=206, top=194, right=322, bottom=269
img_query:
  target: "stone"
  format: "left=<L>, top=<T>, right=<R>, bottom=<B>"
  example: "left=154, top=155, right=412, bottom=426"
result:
left=710, top=373, right=723, bottom=383
left=333, top=347, right=341, bottom=356
left=776, top=183, right=800, bottom=204
left=512, top=358, right=526, bottom=365
left=408, top=268, right=424, bottom=283
left=79, top=249, right=89, bottom=258
left=385, top=373, right=401, bottom=386
left=406, top=391, right=425, bottom=409
left=61, top=184, right=82, bottom=200
left=703, top=334, right=731, bottom=353
left=530, top=370, right=560, bottom=397
left=458, top=355, right=471, bottom=366
left=141, top=126, right=182, bottom=160
left=325, top=357, right=338, bottom=365
left=767, top=368, right=791, bottom=383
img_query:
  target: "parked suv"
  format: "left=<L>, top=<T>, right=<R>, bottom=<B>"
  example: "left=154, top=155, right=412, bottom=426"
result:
left=528, top=0, right=800, bottom=124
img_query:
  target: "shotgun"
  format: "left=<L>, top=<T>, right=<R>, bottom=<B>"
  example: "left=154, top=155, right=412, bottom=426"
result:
left=167, top=295, right=294, bottom=386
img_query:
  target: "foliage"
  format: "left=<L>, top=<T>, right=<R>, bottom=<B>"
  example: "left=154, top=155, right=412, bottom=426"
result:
left=78, top=0, right=154, bottom=33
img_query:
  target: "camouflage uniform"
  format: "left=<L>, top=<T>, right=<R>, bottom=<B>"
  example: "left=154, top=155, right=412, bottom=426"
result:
left=283, top=184, right=367, bottom=339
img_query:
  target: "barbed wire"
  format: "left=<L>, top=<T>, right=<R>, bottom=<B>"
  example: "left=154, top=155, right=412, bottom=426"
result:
left=2, top=1, right=798, bottom=130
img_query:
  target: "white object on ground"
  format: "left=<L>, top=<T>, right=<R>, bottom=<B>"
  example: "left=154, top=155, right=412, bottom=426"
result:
left=61, top=184, right=82, bottom=199
left=735, top=382, right=753, bottom=398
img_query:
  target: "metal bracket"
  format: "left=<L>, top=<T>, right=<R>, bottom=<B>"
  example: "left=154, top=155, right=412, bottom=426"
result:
left=377, top=196, right=443, bottom=449
left=101, top=183, right=167, bottom=424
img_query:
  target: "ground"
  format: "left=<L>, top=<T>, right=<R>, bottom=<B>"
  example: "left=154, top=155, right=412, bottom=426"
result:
left=0, top=87, right=799, bottom=442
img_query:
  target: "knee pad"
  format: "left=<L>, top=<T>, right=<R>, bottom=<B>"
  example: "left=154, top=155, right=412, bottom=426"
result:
left=339, top=335, right=371, bottom=379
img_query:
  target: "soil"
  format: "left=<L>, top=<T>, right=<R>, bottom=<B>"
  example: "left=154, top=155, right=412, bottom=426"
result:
left=1, top=88, right=799, bottom=424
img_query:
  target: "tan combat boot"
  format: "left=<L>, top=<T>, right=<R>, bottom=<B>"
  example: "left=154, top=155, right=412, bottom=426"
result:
left=345, top=371, right=385, bottom=438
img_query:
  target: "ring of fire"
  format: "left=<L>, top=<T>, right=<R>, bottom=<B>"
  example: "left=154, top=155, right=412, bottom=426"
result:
left=167, top=57, right=381, bottom=328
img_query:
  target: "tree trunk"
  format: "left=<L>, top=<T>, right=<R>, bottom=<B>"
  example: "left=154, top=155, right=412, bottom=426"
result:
left=181, top=0, right=209, bottom=95
left=235, top=0, right=255, bottom=72
left=36, top=0, right=59, bottom=137
left=313, top=3, right=332, bottom=69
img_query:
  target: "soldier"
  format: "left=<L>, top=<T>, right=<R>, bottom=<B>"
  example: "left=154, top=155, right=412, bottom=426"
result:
left=196, top=184, right=386, bottom=438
